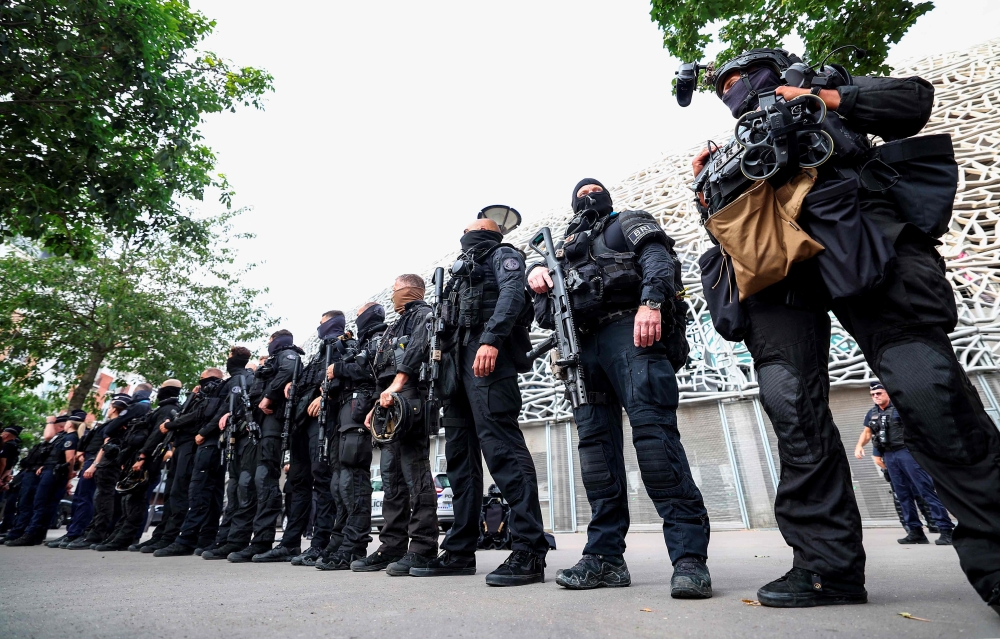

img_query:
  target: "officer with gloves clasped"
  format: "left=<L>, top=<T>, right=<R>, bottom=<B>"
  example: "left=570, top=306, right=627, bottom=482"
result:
left=409, top=217, right=549, bottom=586
left=527, top=179, right=712, bottom=598
left=688, top=47, right=1000, bottom=613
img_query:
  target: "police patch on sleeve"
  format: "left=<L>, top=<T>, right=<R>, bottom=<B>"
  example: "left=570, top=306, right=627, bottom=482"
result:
left=286, top=354, right=297, bottom=360
left=503, top=257, right=521, bottom=271
left=626, top=223, right=658, bottom=246
left=64, top=441, right=73, bottom=448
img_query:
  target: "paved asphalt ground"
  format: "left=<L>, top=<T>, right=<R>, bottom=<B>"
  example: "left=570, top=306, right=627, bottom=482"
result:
left=1, top=527, right=997, bottom=639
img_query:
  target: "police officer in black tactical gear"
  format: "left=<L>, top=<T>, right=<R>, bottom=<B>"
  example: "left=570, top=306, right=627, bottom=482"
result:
left=228, top=330, right=304, bottom=563
left=262, top=312, right=346, bottom=565
left=315, top=302, right=385, bottom=570
left=99, top=380, right=183, bottom=551
left=855, top=381, right=953, bottom=546
left=202, top=348, right=261, bottom=560
left=6, top=411, right=84, bottom=546
left=409, top=217, right=548, bottom=586
left=67, top=388, right=153, bottom=549
left=141, top=370, right=224, bottom=556
left=1, top=420, right=55, bottom=543
left=690, top=48, right=1000, bottom=613
left=154, top=370, right=229, bottom=556
left=528, top=179, right=712, bottom=597
left=353, top=274, right=439, bottom=575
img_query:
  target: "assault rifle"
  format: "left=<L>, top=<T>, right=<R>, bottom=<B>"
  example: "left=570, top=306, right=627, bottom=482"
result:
left=527, top=227, right=589, bottom=408
left=316, top=341, right=334, bottom=464
left=234, top=374, right=260, bottom=443
left=281, top=362, right=299, bottom=466
left=420, top=267, right=446, bottom=433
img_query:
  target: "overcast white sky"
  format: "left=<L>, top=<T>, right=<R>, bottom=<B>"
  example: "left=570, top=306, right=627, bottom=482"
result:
left=189, top=0, right=1000, bottom=345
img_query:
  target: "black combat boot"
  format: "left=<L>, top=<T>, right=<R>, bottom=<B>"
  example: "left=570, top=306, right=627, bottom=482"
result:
left=670, top=556, right=712, bottom=599
left=4, top=535, right=41, bottom=547
left=153, top=542, right=196, bottom=557
left=935, top=529, right=954, bottom=545
left=130, top=538, right=157, bottom=552
left=351, top=549, right=404, bottom=572
left=95, top=540, right=131, bottom=552
left=45, top=534, right=69, bottom=548
left=291, top=547, right=323, bottom=566
left=65, top=537, right=94, bottom=550
left=555, top=554, right=630, bottom=589
left=252, top=545, right=300, bottom=563
left=486, top=550, right=545, bottom=586
left=203, top=542, right=245, bottom=560
left=410, top=550, right=477, bottom=577
left=228, top=544, right=269, bottom=563
left=316, top=550, right=365, bottom=571
left=757, top=568, right=867, bottom=608
left=386, top=551, right=431, bottom=576
left=140, top=538, right=172, bottom=554
left=898, top=528, right=929, bottom=544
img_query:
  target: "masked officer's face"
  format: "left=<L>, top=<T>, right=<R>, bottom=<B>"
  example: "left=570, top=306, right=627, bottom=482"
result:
left=576, top=184, right=604, bottom=199
left=721, top=71, right=741, bottom=95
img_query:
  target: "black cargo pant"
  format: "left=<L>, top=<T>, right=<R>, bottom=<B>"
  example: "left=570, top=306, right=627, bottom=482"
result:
left=329, top=401, right=373, bottom=556
left=83, top=459, right=120, bottom=542
left=176, top=443, right=226, bottom=548
left=442, top=338, right=548, bottom=557
left=283, top=416, right=336, bottom=550
left=156, top=439, right=196, bottom=545
left=575, top=313, right=711, bottom=562
left=109, top=483, right=150, bottom=546
left=215, top=433, right=256, bottom=546
left=250, top=414, right=284, bottom=547
left=376, top=388, right=438, bottom=557
left=745, top=231, right=1000, bottom=599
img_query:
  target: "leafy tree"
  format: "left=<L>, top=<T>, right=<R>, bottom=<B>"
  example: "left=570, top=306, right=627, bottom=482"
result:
left=649, top=0, right=934, bottom=79
left=0, top=374, right=57, bottom=447
left=0, top=210, right=273, bottom=411
left=0, top=0, right=274, bottom=259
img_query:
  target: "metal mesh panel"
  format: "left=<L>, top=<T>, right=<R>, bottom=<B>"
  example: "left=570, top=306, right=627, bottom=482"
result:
left=521, top=424, right=551, bottom=531
left=720, top=400, right=777, bottom=528
left=548, top=421, right=575, bottom=532
left=675, top=402, right=746, bottom=527
left=828, top=387, right=898, bottom=523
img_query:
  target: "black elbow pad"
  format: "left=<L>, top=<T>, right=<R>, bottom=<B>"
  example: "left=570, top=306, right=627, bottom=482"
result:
left=618, top=210, right=670, bottom=252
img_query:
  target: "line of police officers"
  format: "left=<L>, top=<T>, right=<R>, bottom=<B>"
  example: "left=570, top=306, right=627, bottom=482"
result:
left=2, top=43, right=1000, bottom=617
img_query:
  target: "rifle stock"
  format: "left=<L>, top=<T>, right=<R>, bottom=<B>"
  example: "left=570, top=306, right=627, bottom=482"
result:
left=421, top=266, right=446, bottom=433
left=281, top=361, right=299, bottom=466
left=317, top=342, right=333, bottom=464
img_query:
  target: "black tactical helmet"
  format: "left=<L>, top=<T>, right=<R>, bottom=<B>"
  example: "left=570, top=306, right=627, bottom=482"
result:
left=708, top=48, right=802, bottom=98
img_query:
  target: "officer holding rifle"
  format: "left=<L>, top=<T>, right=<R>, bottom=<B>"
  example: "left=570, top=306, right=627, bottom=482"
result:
left=527, top=179, right=712, bottom=597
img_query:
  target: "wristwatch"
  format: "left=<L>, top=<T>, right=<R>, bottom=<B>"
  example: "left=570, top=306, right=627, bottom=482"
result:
left=642, top=300, right=662, bottom=310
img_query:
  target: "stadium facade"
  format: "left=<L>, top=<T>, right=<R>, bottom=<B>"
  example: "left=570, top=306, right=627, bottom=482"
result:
left=320, top=40, right=1000, bottom=532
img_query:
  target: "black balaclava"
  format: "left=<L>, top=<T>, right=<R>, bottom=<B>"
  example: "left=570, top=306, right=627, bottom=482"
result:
left=156, top=385, right=182, bottom=402
left=721, top=66, right=782, bottom=118
left=317, top=315, right=346, bottom=340
left=226, top=351, right=251, bottom=371
left=199, top=375, right=222, bottom=391
left=356, top=304, right=385, bottom=334
left=460, top=229, right=503, bottom=253
left=570, top=178, right=613, bottom=215
left=267, top=334, right=294, bottom=356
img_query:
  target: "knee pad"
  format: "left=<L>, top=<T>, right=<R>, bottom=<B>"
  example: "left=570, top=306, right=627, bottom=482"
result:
left=878, top=340, right=991, bottom=464
left=757, top=363, right=823, bottom=464
left=633, top=434, right=680, bottom=492
left=578, top=440, right=617, bottom=498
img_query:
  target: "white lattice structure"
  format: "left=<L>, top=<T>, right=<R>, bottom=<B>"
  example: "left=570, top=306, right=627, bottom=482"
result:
left=353, top=40, right=1000, bottom=425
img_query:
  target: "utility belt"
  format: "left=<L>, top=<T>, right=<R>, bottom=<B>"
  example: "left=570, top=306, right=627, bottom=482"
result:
left=578, top=306, right=640, bottom=333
